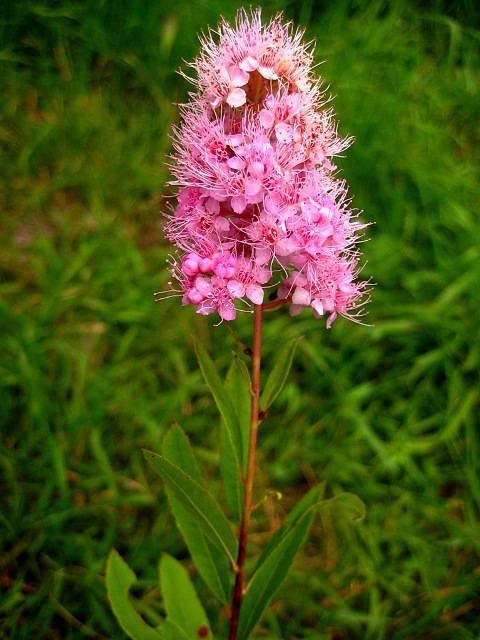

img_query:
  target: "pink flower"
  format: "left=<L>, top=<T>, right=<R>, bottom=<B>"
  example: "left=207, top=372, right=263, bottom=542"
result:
left=162, top=8, right=371, bottom=326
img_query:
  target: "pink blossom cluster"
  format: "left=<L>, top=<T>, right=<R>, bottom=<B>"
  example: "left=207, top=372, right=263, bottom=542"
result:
left=163, top=8, right=371, bottom=326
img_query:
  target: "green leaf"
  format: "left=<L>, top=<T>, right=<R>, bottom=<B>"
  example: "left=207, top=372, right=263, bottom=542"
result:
left=231, top=351, right=252, bottom=396
left=162, top=423, right=203, bottom=485
left=166, top=500, right=232, bottom=603
left=105, top=549, right=162, bottom=640
left=195, top=340, right=243, bottom=462
left=219, top=354, right=251, bottom=521
left=253, top=483, right=325, bottom=574
left=157, top=619, right=192, bottom=640
left=237, top=510, right=314, bottom=640
left=160, top=554, right=213, bottom=639
left=237, top=488, right=366, bottom=640
left=260, top=336, right=302, bottom=411
left=144, top=450, right=238, bottom=567
left=225, top=353, right=252, bottom=472
left=316, top=491, right=367, bottom=522
left=161, top=427, right=232, bottom=604
left=220, top=420, right=243, bottom=523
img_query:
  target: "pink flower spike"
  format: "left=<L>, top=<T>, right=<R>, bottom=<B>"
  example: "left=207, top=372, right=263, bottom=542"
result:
left=163, top=8, right=372, bottom=325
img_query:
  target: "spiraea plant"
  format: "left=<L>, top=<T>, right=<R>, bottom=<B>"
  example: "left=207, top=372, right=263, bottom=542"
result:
left=106, top=8, right=371, bottom=640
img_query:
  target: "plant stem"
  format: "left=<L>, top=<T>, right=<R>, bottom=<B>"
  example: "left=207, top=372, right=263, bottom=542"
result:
left=228, top=304, right=263, bottom=640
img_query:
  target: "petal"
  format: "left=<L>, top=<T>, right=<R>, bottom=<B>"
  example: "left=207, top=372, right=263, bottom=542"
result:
left=289, top=304, right=304, bottom=317
left=248, top=161, right=265, bottom=179
left=205, top=197, right=220, bottom=214
left=245, top=178, right=262, bottom=197
left=214, top=216, right=230, bottom=231
left=227, top=280, right=245, bottom=298
left=228, top=65, right=250, bottom=87
left=292, top=287, right=311, bottom=306
left=199, top=258, right=213, bottom=274
left=227, top=134, right=244, bottom=147
left=227, top=88, right=247, bottom=108
left=239, top=56, right=258, bottom=72
left=230, top=194, right=247, bottom=213
left=326, top=311, right=338, bottom=329
left=259, top=109, right=274, bottom=128
left=275, top=123, right=293, bottom=143
left=258, top=65, right=279, bottom=80
left=246, top=284, right=264, bottom=305
left=227, top=156, right=247, bottom=170
left=257, top=267, right=272, bottom=284
left=254, top=247, right=272, bottom=266
left=311, top=299, right=324, bottom=316
left=219, top=303, right=236, bottom=321
left=182, top=253, right=201, bottom=276
left=197, top=300, right=215, bottom=316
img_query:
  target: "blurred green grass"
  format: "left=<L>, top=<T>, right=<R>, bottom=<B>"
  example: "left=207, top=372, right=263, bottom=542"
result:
left=1, top=0, right=479, bottom=638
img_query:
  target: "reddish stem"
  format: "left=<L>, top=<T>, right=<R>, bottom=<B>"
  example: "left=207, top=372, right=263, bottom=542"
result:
left=228, top=304, right=263, bottom=640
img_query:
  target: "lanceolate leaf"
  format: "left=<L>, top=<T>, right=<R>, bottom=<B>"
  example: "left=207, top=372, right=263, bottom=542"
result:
left=253, top=483, right=325, bottom=574
left=105, top=550, right=162, bottom=640
left=162, top=423, right=203, bottom=485
left=231, top=351, right=252, bottom=396
left=166, top=498, right=232, bottom=604
left=195, top=341, right=243, bottom=462
left=144, top=451, right=238, bottom=567
left=220, top=420, right=243, bottom=523
left=238, top=488, right=366, bottom=640
left=220, top=356, right=251, bottom=520
left=316, top=491, right=367, bottom=522
left=225, top=354, right=252, bottom=472
left=237, top=510, right=314, bottom=640
left=260, top=336, right=302, bottom=411
left=159, top=554, right=213, bottom=639
left=157, top=619, right=192, bottom=640
left=161, top=425, right=232, bottom=603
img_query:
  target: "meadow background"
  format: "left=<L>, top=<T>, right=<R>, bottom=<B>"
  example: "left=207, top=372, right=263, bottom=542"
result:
left=1, top=0, right=479, bottom=638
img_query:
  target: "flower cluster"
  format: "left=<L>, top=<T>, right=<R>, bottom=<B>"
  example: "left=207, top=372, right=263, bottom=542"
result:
left=163, top=8, right=371, bottom=326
